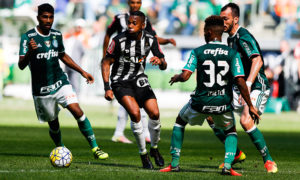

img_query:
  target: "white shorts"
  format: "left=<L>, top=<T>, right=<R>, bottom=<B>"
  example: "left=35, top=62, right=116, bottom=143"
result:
left=232, top=87, right=270, bottom=116
left=179, top=100, right=236, bottom=131
left=33, top=85, right=78, bottom=123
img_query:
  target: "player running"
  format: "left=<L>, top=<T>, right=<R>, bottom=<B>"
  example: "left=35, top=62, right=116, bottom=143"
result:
left=103, top=0, right=176, bottom=144
left=101, top=11, right=166, bottom=169
left=160, top=15, right=260, bottom=176
left=207, top=3, right=278, bottom=173
left=18, top=3, right=108, bottom=160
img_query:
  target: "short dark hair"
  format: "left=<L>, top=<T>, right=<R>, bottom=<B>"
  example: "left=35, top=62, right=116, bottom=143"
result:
left=204, top=15, right=224, bottom=35
left=130, top=11, right=145, bottom=22
left=221, top=3, right=240, bottom=17
left=38, top=3, right=54, bottom=16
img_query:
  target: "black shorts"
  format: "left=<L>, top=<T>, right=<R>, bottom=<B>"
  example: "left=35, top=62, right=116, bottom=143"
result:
left=111, top=74, right=156, bottom=108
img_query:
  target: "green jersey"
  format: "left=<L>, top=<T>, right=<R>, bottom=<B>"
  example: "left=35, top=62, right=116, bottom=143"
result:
left=183, top=41, right=244, bottom=114
left=227, top=27, right=269, bottom=91
left=19, top=27, right=69, bottom=96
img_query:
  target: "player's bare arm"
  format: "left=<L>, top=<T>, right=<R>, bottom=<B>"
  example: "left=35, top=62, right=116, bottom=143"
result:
left=149, top=56, right=167, bottom=70
left=235, top=77, right=260, bottom=123
left=169, top=70, right=193, bottom=85
left=101, top=57, right=115, bottom=101
left=247, top=55, right=263, bottom=85
left=102, top=34, right=111, bottom=58
left=156, top=36, right=176, bottom=46
left=59, top=52, right=94, bottom=84
left=18, top=38, right=38, bottom=70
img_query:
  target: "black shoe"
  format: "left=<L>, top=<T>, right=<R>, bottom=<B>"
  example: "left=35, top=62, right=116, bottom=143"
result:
left=140, top=153, right=154, bottom=169
left=150, top=148, right=164, bottom=167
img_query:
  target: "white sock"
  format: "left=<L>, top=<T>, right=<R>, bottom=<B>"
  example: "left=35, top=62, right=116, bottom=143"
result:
left=131, top=121, right=146, bottom=154
left=140, top=109, right=150, bottom=139
left=113, top=106, right=128, bottom=137
left=148, top=119, right=161, bottom=148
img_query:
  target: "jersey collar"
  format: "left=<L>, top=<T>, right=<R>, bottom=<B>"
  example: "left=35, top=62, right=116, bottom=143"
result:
left=35, top=26, right=51, bottom=37
left=229, top=26, right=241, bottom=38
left=208, top=41, right=224, bottom=44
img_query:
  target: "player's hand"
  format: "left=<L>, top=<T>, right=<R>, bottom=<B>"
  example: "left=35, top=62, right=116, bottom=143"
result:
left=105, top=90, right=114, bottom=101
left=29, top=38, right=38, bottom=51
left=249, top=106, right=260, bottom=124
left=169, top=74, right=180, bottom=85
left=82, top=71, right=94, bottom=84
left=168, top=38, right=176, bottom=46
left=150, top=56, right=161, bottom=66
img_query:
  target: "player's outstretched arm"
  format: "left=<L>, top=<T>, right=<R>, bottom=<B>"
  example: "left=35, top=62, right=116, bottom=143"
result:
left=235, top=77, right=260, bottom=123
left=101, top=57, right=115, bottom=101
left=18, top=38, right=37, bottom=70
left=156, top=36, right=176, bottom=46
left=169, top=70, right=192, bottom=85
left=59, top=52, right=94, bottom=84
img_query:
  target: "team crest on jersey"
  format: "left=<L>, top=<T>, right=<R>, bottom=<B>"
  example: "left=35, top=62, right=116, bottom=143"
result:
left=52, top=39, right=58, bottom=48
left=45, top=41, right=51, bottom=47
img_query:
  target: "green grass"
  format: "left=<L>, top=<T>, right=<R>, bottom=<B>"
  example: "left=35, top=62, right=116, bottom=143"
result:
left=0, top=97, right=300, bottom=179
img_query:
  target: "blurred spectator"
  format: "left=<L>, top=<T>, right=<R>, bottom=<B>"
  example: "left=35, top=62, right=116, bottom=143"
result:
left=165, top=0, right=195, bottom=35
left=63, top=25, right=85, bottom=95
left=265, top=40, right=291, bottom=98
left=284, top=41, right=300, bottom=112
left=106, top=0, right=127, bottom=24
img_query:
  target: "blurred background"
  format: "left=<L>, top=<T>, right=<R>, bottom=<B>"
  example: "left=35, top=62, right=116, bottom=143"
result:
left=0, top=0, right=299, bottom=114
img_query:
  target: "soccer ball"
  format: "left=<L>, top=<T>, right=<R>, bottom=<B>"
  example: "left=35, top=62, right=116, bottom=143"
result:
left=49, top=146, right=72, bottom=167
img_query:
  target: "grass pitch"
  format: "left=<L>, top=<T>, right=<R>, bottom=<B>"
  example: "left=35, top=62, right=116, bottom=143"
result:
left=0, top=97, right=300, bottom=179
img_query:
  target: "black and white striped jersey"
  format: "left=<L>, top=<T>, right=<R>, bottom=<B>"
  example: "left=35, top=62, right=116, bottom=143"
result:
left=106, top=12, right=156, bottom=37
left=106, top=30, right=164, bottom=83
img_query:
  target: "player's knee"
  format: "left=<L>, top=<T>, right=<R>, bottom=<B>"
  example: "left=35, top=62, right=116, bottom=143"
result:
left=240, top=115, right=254, bottom=130
left=48, top=118, right=59, bottom=131
left=175, top=115, right=187, bottom=126
left=128, top=109, right=141, bottom=122
left=148, top=111, right=159, bottom=120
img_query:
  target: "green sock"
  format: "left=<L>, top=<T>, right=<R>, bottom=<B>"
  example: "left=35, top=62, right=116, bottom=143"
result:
left=224, top=134, right=238, bottom=169
left=49, top=128, right=64, bottom=147
left=170, top=125, right=185, bottom=167
left=248, top=127, right=273, bottom=163
left=212, top=127, right=241, bottom=156
left=77, top=117, right=98, bottom=149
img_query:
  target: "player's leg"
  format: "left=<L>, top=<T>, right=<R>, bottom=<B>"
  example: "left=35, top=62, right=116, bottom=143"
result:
left=112, top=105, right=132, bottom=143
left=160, top=115, right=186, bottom=172
left=141, top=108, right=151, bottom=143
left=161, top=100, right=206, bottom=172
left=240, top=90, right=277, bottom=173
left=206, top=117, right=246, bottom=168
left=66, top=103, right=108, bottom=159
left=120, top=96, right=153, bottom=169
left=57, top=84, right=108, bottom=159
left=48, top=118, right=64, bottom=147
left=143, top=98, right=164, bottom=167
left=33, top=94, right=63, bottom=147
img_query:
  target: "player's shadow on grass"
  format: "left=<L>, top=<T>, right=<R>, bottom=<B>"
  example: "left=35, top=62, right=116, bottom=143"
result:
left=75, top=161, right=138, bottom=168
left=0, top=152, right=48, bottom=157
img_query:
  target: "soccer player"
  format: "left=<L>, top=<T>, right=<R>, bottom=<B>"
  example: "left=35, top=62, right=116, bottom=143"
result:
left=101, top=11, right=166, bottom=169
left=207, top=3, right=278, bottom=173
left=103, top=0, right=176, bottom=144
left=160, top=15, right=260, bottom=176
left=18, top=3, right=108, bottom=160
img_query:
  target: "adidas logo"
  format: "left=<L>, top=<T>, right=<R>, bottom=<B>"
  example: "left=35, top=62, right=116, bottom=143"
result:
left=37, top=43, right=42, bottom=48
